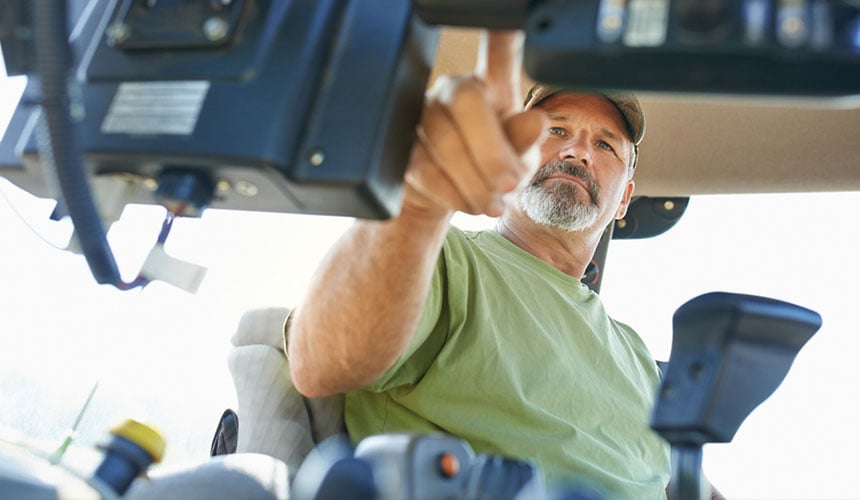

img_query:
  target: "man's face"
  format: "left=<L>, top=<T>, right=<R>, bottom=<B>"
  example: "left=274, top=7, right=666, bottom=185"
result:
left=520, top=93, right=636, bottom=232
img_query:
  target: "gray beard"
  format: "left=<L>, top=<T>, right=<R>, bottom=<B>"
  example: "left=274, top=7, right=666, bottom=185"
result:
left=520, top=161, right=601, bottom=232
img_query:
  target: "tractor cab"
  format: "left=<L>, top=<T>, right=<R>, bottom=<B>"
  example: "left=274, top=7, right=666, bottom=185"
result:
left=0, top=1, right=858, bottom=498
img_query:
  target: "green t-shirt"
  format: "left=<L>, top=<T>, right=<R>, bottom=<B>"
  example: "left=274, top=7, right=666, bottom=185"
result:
left=346, top=227, right=670, bottom=498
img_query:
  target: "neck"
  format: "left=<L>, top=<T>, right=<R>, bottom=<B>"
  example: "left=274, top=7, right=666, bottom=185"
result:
left=495, top=207, right=603, bottom=279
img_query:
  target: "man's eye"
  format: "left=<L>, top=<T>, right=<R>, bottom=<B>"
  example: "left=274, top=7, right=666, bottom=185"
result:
left=549, top=127, right=566, bottom=137
left=597, top=140, right=614, bottom=152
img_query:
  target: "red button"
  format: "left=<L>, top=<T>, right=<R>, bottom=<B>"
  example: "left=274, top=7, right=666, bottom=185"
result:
left=439, top=452, right=460, bottom=478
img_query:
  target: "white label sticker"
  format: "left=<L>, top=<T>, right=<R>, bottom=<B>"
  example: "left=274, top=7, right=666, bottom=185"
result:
left=101, top=81, right=210, bottom=135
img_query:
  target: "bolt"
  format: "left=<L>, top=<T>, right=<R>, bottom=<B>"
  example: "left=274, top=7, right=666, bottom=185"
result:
left=308, top=148, right=325, bottom=167
left=216, top=180, right=231, bottom=193
left=663, top=200, right=675, bottom=211
left=106, top=22, right=131, bottom=45
left=203, top=17, right=229, bottom=42
left=235, top=181, right=258, bottom=197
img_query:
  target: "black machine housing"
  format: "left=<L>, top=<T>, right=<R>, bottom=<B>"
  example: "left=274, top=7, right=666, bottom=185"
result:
left=417, top=0, right=860, bottom=96
left=0, top=0, right=857, bottom=287
left=1, top=0, right=439, bottom=219
left=2, top=0, right=858, bottom=221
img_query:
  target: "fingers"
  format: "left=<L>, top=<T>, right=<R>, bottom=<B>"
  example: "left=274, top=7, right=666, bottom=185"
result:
left=404, top=83, right=546, bottom=218
left=400, top=30, right=545, bottom=219
left=504, top=108, right=548, bottom=174
left=405, top=131, right=503, bottom=217
left=419, top=103, right=500, bottom=214
left=435, top=78, right=524, bottom=193
left=404, top=142, right=476, bottom=215
left=474, top=30, right=524, bottom=117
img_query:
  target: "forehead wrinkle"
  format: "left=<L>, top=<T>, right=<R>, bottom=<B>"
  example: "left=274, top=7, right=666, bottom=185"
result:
left=547, top=112, right=572, bottom=123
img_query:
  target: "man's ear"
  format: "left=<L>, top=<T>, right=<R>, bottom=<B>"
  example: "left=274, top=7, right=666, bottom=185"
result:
left=614, top=180, right=635, bottom=220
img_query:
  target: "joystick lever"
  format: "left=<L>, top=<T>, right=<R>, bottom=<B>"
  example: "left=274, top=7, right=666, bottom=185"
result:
left=651, top=292, right=822, bottom=500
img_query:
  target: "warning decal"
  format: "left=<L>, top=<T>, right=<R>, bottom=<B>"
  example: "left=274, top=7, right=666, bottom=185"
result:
left=102, top=81, right=210, bottom=136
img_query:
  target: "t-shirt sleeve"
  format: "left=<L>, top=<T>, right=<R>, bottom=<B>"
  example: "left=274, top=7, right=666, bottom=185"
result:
left=364, top=232, right=455, bottom=392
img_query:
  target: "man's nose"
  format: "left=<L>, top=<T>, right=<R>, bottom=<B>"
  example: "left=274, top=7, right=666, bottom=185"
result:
left=557, top=134, right=590, bottom=165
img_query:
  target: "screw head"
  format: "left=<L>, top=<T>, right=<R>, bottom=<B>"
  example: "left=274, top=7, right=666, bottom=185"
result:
left=663, top=200, right=675, bottom=211
left=235, top=181, right=259, bottom=197
left=203, top=17, right=229, bottom=41
left=106, top=22, right=131, bottom=45
left=308, top=149, right=325, bottom=167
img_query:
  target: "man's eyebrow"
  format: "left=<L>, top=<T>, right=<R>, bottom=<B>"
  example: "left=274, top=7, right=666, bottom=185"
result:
left=599, top=128, right=624, bottom=145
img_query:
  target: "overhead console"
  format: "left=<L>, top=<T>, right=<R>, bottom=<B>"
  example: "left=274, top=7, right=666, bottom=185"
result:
left=0, top=0, right=857, bottom=288
left=417, top=0, right=860, bottom=96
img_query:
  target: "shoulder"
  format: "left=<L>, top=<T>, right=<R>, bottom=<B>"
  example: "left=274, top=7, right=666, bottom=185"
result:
left=441, top=226, right=493, bottom=258
left=609, top=316, right=663, bottom=382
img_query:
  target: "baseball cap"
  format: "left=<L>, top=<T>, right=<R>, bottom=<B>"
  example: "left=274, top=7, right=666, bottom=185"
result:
left=523, top=84, right=646, bottom=146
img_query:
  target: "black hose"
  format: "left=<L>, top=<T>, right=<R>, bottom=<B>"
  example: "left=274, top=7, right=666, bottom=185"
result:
left=32, top=0, right=122, bottom=285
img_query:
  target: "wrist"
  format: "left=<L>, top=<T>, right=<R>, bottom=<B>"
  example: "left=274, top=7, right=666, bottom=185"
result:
left=388, top=202, right=453, bottom=247
left=397, top=184, right=455, bottom=233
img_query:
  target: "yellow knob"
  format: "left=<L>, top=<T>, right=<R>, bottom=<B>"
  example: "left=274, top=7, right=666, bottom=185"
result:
left=110, top=419, right=166, bottom=463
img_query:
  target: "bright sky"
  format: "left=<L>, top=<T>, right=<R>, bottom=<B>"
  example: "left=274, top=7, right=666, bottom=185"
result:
left=2, top=68, right=859, bottom=498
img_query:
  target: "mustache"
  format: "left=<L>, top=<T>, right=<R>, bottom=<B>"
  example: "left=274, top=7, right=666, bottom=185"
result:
left=531, top=160, right=600, bottom=204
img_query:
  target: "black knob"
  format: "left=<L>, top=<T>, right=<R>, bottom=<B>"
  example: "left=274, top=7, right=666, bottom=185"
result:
left=675, top=0, right=732, bottom=38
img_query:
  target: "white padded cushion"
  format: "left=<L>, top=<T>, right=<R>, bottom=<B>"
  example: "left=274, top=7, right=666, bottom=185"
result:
left=228, top=308, right=346, bottom=478
left=231, top=307, right=290, bottom=350
left=228, top=345, right=315, bottom=480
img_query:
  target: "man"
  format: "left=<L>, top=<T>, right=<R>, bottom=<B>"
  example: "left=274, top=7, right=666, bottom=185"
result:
left=287, top=31, right=670, bottom=497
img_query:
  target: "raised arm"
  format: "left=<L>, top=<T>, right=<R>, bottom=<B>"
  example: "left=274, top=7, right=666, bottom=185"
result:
left=288, top=31, right=547, bottom=398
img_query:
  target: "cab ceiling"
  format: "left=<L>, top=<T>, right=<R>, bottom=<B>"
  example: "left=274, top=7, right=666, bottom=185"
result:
left=432, top=29, right=860, bottom=197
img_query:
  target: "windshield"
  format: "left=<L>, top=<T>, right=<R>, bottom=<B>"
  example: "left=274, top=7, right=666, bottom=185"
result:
left=1, top=183, right=858, bottom=498
left=601, top=192, right=860, bottom=499
left=2, top=47, right=859, bottom=497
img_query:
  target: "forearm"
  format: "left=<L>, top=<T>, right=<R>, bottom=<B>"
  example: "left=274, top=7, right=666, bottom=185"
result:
left=288, top=205, right=452, bottom=398
left=289, top=31, right=544, bottom=398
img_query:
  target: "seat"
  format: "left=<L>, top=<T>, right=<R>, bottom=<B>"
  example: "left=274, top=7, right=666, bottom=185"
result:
left=227, top=307, right=346, bottom=481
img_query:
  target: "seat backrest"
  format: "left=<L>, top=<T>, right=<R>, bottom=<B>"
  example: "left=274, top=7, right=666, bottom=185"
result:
left=228, top=307, right=346, bottom=479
